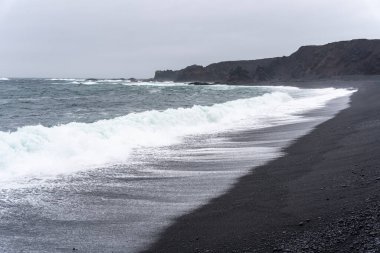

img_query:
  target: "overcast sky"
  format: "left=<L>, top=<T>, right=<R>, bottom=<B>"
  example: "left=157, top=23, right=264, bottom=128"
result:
left=0, top=0, right=379, bottom=78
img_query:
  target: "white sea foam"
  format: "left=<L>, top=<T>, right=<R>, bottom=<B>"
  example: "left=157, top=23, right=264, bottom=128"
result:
left=49, top=78, right=81, bottom=81
left=82, top=81, right=98, bottom=85
left=0, top=87, right=354, bottom=179
left=0, top=77, right=9, bottom=81
left=75, top=79, right=127, bottom=85
left=72, top=80, right=189, bottom=87
left=121, top=81, right=190, bottom=87
left=100, top=79, right=126, bottom=83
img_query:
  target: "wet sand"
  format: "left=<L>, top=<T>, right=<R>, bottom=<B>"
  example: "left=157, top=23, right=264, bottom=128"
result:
left=142, top=79, right=380, bottom=252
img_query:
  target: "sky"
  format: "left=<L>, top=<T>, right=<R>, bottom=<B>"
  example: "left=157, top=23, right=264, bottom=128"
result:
left=0, top=0, right=379, bottom=78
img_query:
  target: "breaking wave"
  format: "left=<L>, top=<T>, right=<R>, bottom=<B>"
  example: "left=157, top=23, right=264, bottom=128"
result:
left=0, top=88, right=354, bottom=179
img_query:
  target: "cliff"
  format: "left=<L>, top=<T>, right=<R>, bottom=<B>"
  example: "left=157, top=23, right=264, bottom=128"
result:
left=154, top=39, right=380, bottom=83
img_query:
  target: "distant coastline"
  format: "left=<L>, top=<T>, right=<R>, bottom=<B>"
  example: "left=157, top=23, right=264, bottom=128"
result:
left=154, top=39, right=380, bottom=84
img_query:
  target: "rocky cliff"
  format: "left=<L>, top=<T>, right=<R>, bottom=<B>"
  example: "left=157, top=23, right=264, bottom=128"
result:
left=154, top=39, right=380, bottom=83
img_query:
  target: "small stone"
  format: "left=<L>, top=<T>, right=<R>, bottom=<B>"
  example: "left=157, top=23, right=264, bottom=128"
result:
left=298, top=222, right=304, bottom=226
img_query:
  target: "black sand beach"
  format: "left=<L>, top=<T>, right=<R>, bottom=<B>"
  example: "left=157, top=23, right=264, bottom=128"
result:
left=143, top=79, right=380, bottom=253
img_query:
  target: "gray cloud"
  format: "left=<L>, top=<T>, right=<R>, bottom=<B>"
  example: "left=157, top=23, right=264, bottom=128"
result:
left=0, top=0, right=379, bottom=78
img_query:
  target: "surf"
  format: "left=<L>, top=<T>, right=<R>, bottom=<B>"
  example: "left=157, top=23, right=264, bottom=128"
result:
left=0, top=87, right=354, bottom=180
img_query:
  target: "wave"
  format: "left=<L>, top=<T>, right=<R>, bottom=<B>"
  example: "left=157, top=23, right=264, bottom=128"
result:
left=49, top=78, right=188, bottom=87
left=0, top=88, right=354, bottom=179
left=79, top=80, right=189, bottom=87
left=51, top=78, right=221, bottom=87
left=49, top=78, right=83, bottom=81
left=82, top=81, right=98, bottom=85
left=0, top=77, right=9, bottom=81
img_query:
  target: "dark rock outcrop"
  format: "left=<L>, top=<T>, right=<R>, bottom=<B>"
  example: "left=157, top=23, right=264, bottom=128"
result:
left=189, top=82, right=214, bottom=86
left=154, top=39, right=380, bottom=83
left=154, top=59, right=274, bottom=82
left=154, top=70, right=180, bottom=81
left=127, top=78, right=138, bottom=82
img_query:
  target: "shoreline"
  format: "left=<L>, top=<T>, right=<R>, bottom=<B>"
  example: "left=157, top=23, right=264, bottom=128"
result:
left=0, top=80, right=359, bottom=252
left=142, top=79, right=380, bottom=252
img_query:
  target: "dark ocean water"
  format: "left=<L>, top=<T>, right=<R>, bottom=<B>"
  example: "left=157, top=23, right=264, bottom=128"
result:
left=0, top=78, right=353, bottom=252
left=0, top=78, right=273, bottom=131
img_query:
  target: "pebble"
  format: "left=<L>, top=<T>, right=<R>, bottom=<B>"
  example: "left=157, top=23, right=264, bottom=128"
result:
left=272, top=201, right=380, bottom=252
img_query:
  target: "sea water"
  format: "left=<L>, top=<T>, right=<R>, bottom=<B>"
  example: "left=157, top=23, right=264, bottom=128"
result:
left=0, top=78, right=354, bottom=252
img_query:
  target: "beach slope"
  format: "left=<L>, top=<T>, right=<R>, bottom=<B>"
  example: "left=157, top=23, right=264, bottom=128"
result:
left=142, top=81, right=380, bottom=252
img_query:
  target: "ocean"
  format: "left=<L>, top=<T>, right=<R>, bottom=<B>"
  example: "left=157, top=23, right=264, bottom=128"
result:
left=0, top=78, right=354, bottom=252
